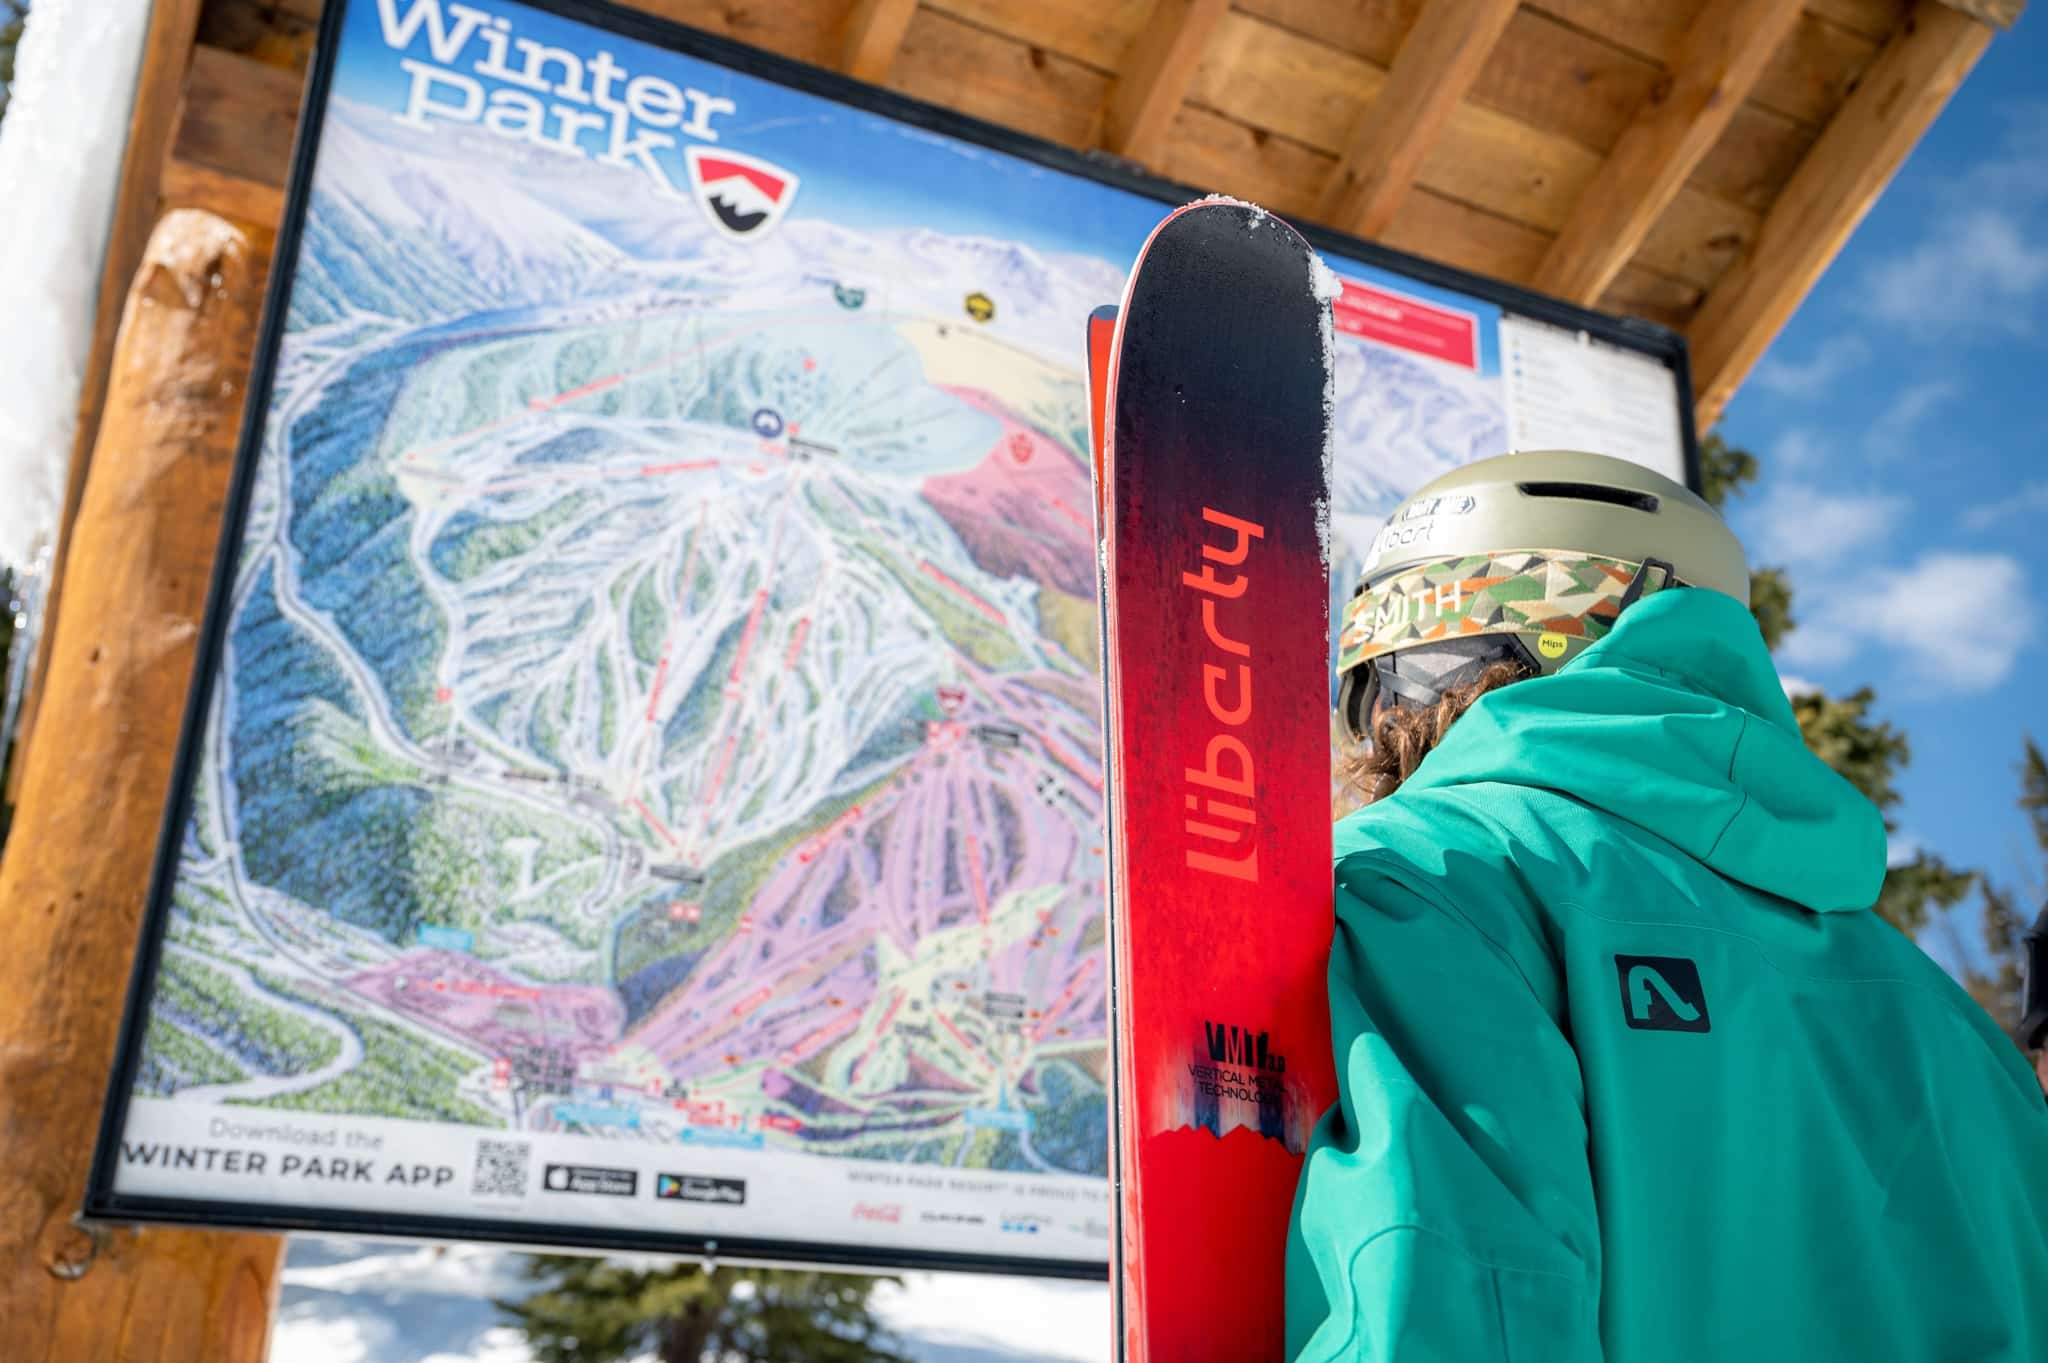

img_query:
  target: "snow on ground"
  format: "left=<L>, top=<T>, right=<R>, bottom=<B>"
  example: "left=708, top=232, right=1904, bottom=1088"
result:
left=0, top=0, right=152, bottom=567
left=273, top=1237, right=1110, bottom=1363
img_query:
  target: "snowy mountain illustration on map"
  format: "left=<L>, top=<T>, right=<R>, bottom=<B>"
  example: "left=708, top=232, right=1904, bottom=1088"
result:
left=134, top=62, right=1506, bottom=1193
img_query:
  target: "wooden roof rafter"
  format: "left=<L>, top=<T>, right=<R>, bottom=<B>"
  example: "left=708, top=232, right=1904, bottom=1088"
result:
left=1101, top=0, right=1233, bottom=164
left=841, top=0, right=919, bottom=83
left=1687, top=0, right=1996, bottom=426
left=1317, top=0, right=1520, bottom=239
left=1532, top=0, right=1808, bottom=305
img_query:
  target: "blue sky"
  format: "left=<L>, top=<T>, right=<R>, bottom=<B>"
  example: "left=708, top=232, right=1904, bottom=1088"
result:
left=1715, top=9, right=2046, bottom=962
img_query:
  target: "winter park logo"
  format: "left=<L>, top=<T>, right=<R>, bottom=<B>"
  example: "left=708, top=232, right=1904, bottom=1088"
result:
left=372, top=0, right=801, bottom=238
left=685, top=147, right=800, bottom=241
left=1614, top=955, right=1711, bottom=1033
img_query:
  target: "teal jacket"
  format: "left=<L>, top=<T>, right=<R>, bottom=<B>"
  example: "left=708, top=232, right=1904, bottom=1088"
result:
left=1286, top=588, right=2048, bottom=1362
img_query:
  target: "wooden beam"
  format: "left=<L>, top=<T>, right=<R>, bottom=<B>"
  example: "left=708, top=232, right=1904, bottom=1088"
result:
left=175, top=45, right=304, bottom=192
left=1316, top=0, right=1520, bottom=238
left=893, top=9, right=1113, bottom=147
left=0, top=209, right=283, bottom=1363
left=842, top=0, right=919, bottom=83
left=9, top=0, right=205, bottom=806
left=1532, top=0, right=1805, bottom=304
left=1688, top=1, right=1992, bottom=429
left=160, top=156, right=288, bottom=232
left=1101, top=0, right=1231, bottom=165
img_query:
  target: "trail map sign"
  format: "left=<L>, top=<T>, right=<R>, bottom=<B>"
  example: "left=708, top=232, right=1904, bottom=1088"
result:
left=89, top=0, right=1698, bottom=1275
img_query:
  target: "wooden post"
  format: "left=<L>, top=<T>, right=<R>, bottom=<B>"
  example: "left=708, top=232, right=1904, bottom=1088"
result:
left=0, top=210, right=282, bottom=1361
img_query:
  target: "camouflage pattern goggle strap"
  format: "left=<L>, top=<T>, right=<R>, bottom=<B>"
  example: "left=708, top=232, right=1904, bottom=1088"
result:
left=1337, top=549, right=1652, bottom=675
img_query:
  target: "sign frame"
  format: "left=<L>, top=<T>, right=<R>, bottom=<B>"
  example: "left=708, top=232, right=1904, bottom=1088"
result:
left=84, top=0, right=1700, bottom=1278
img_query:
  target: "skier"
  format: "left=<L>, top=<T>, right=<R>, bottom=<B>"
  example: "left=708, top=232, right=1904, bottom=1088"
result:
left=1285, top=449, right=2048, bottom=1362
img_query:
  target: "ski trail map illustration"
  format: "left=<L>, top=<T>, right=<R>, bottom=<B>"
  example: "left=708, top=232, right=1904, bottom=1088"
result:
left=100, top=0, right=1684, bottom=1267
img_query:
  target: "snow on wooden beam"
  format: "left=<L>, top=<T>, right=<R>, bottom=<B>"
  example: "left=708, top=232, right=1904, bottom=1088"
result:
left=842, top=0, right=919, bottom=84
left=1532, top=0, right=1805, bottom=306
left=12, top=0, right=207, bottom=806
left=1101, top=0, right=1231, bottom=166
left=1316, top=0, right=1519, bottom=240
left=1687, top=0, right=1992, bottom=430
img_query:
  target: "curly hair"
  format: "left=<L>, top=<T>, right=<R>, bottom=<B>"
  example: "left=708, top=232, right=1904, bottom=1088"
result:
left=1344, top=661, right=1530, bottom=804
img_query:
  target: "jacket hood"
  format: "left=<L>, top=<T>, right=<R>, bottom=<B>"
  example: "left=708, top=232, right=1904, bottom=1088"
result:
left=1398, top=588, right=1887, bottom=912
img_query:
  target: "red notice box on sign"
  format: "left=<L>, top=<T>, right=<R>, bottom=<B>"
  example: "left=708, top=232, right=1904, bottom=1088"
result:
left=1332, top=280, right=1479, bottom=369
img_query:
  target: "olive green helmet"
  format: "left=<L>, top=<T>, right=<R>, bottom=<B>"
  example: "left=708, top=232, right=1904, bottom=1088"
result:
left=1336, top=449, right=1748, bottom=742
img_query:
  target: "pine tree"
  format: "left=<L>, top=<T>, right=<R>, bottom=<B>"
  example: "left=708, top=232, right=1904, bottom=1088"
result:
left=1967, top=739, right=2047, bottom=1034
left=1697, top=434, right=1976, bottom=937
left=498, top=1255, right=911, bottom=1363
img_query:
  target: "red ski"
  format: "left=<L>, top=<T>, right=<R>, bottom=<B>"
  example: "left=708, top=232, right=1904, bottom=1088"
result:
left=1095, top=200, right=1338, bottom=1363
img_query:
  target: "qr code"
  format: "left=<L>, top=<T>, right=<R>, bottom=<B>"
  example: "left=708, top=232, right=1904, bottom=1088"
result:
left=472, top=1139, right=530, bottom=1196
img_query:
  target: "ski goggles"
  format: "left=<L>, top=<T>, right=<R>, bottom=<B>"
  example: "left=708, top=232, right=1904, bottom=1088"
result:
left=1336, top=548, right=1680, bottom=740
left=1336, top=634, right=1535, bottom=741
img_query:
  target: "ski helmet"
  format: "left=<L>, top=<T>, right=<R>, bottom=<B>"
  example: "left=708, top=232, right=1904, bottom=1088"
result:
left=1336, top=449, right=1748, bottom=742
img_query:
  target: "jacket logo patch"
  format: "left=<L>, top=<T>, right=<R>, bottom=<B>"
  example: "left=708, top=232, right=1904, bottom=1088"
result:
left=1615, top=955, right=1710, bottom=1033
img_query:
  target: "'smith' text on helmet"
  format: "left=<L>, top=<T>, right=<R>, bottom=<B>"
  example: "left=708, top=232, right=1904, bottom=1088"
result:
left=1372, top=579, right=1466, bottom=638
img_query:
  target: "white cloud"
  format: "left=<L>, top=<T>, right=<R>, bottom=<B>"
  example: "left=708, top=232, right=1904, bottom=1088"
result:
left=1951, top=100, right=2048, bottom=205
left=1767, top=428, right=1831, bottom=472
left=1779, top=674, right=1823, bottom=699
left=1854, top=106, right=2048, bottom=337
left=1747, top=481, right=1907, bottom=567
left=1887, top=832, right=1925, bottom=869
left=1779, top=550, right=2030, bottom=694
left=1860, top=101, right=2048, bottom=333
left=1964, top=479, right=2048, bottom=530
left=1866, top=379, right=1962, bottom=462
left=1865, top=209, right=2048, bottom=334
left=1879, top=380, right=1961, bottom=430
left=1752, top=335, right=1871, bottom=400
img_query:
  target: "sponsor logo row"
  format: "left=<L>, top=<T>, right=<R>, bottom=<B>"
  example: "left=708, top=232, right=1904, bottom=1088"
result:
left=851, top=1202, right=1107, bottom=1239
left=500, top=1150, right=1107, bottom=1242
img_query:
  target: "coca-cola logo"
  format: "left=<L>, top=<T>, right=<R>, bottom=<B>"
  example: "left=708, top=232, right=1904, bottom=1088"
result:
left=851, top=1202, right=902, bottom=1223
